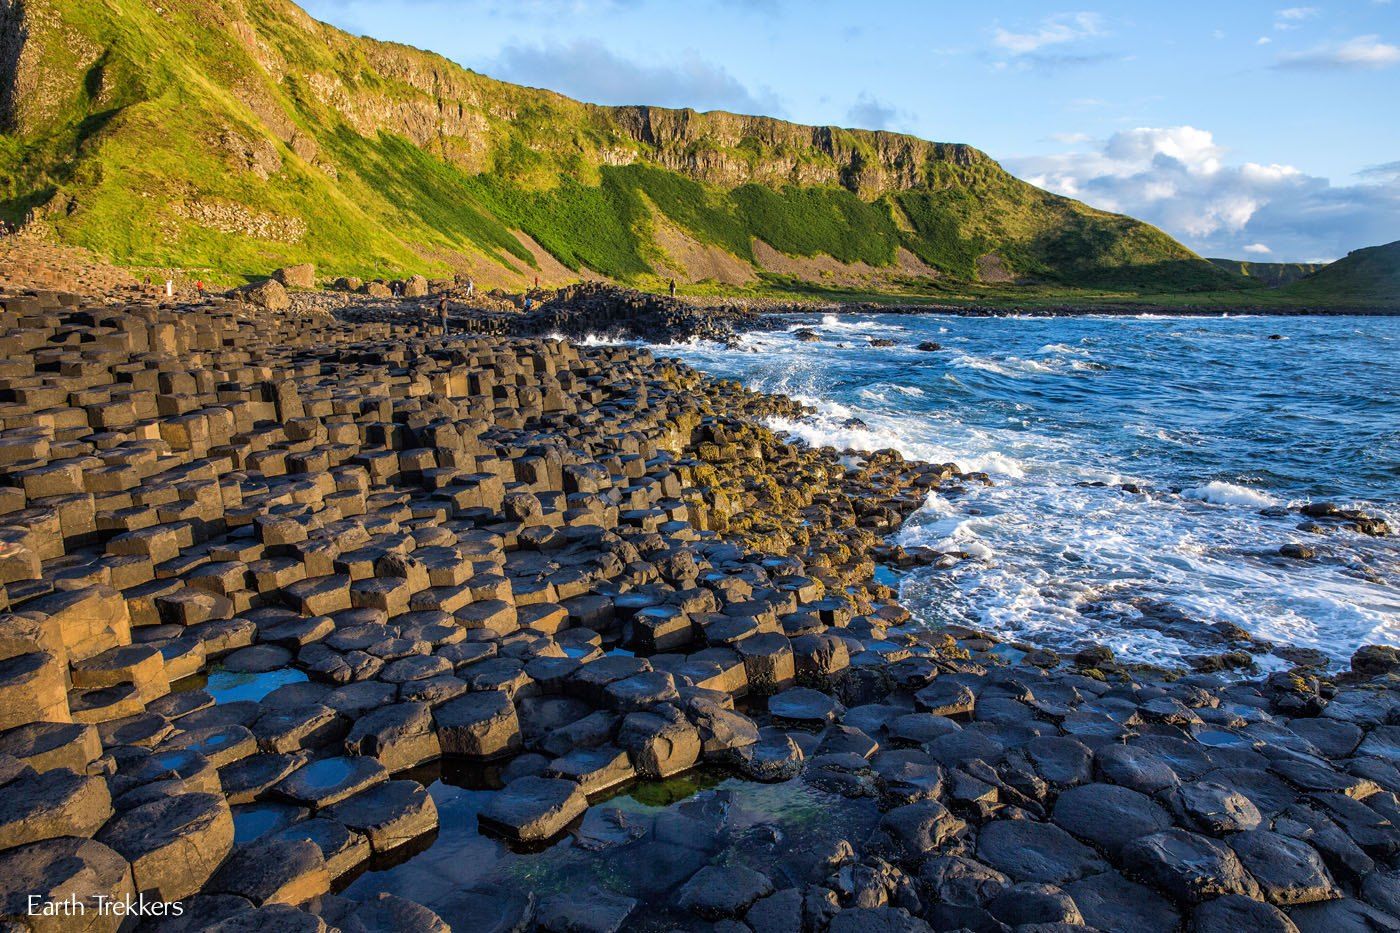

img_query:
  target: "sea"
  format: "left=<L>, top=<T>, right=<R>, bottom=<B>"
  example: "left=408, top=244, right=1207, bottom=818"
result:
left=642, top=312, right=1400, bottom=670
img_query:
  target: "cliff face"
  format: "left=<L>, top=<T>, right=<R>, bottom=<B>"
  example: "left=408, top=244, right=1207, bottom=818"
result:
left=0, top=0, right=1234, bottom=293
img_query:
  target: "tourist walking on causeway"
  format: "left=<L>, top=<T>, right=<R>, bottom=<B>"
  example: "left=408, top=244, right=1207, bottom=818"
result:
left=466, top=276, right=475, bottom=301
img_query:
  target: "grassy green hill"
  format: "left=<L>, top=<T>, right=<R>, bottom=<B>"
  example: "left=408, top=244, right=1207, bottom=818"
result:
left=1278, top=241, right=1400, bottom=306
left=0, top=0, right=1256, bottom=296
left=1207, top=257, right=1324, bottom=289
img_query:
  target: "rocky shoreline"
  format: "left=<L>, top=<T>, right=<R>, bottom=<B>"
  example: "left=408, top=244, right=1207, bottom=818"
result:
left=0, top=284, right=1396, bottom=933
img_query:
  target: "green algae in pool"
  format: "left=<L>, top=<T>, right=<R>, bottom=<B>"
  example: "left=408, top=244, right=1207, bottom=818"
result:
left=342, top=770, right=880, bottom=930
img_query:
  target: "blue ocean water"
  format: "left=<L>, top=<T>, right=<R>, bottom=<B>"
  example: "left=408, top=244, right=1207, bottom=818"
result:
left=652, top=313, right=1399, bottom=668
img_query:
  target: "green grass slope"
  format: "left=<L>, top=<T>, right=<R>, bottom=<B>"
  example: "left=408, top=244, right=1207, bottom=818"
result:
left=1207, top=257, right=1324, bottom=289
left=1279, top=241, right=1400, bottom=306
left=1, top=0, right=1244, bottom=295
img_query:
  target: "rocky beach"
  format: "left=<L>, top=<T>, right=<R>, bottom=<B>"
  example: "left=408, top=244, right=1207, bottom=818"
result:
left=0, top=277, right=1397, bottom=933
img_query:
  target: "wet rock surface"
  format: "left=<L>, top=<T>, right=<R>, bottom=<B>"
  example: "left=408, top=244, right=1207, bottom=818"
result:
left=0, top=286, right=1394, bottom=930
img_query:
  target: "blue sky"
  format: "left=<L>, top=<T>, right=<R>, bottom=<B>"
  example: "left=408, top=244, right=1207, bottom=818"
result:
left=301, top=0, right=1399, bottom=262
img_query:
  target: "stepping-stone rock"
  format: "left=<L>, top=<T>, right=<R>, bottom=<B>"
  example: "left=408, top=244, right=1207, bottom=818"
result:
left=222, top=644, right=293, bottom=673
left=99, top=712, right=173, bottom=748
left=207, top=837, right=330, bottom=906
left=1361, top=868, right=1400, bottom=918
left=1096, top=741, right=1182, bottom=793
left=478, top=776, right=587, bottom=842
left=433, top=690, right=521, bottom=758
left=220, top=753, right=308, bottom=805
left=268, top=817, right=370, bottom=880
left=1120, top=828, right=1262, bottom=903
left=536, top=886, right=637, bottom=933
left=317, top=892, right=449, bottom=933
left=618, top=706, right=701, bottom=778
left=96, top=792, right=234, bottom=900
left=986, top=881, right=1083, bottom=926
left=345, top=702, right=441, bottom=772
left=0, top=652, right=70, bottom=730
left=544, top=745, right=635, bottom=795
left=676, top=864, right=774, bottom=920
left=976, top=818, right=1107, bottom=885
left=914, top=680, right=975, bottom=716
left=70, top=644, right=169, bottom=702
left=826, top=907, right=932, bottom=933
left=1023, top=734, right=1093, bottom=785
left=0, top=837, right=135, bottom=933
left=0, top=766, right=112, bottom=850
left=1191, top=894, right=1299, bottom=933
left=273, top=755, right=387, bottom=810
left=1052, top=782, right=1174, bottom=857
left=325, top=779, right=438, bottom=853
left=160, top=724, right=258, bottom=769
left=1289, top=897, right=1400, bottom=933
left=603, top=671, right=679, bottom=711
left=1229, top=829, right=1338, bottom=906
left=745, top=887, right=804, bottom=933
left=1066, top=869, right=1181, bottom=933
left=203, top=903, right=328, bottom=932
left=869, top=800, right=967, bottom=864
left=916, top=855, right=1009, bottom=909
left=252, top=704, right=346, bottom=755
left=736, top=729, right=805, bottom=782
left=0, top=721, right=101, bottom=773
left=768, top=686, right=845, bottom=725
left=888, top=712, right=960, bottom=745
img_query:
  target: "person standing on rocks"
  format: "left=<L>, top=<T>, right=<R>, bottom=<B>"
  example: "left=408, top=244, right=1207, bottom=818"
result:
left=466, top=276, right=475, bottom=301
left=669, top=278, right=677, bottom=298
left=438, top=295, right=449, bottom=334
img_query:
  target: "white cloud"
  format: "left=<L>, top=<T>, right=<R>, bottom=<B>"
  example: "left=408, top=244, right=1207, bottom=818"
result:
left=1006, top=126, right=1400, bottom=261
left=1277, top=34, right=1400, bottom=69
left=845, top=93, right=912, bottom=131
left=993, top=12, right=1104, bottom=54
left=1257, top=36, right=1273, bottom=44
left=486, top=40, right=782, bottom=114
left=1274, top=6, right=1320, bottom=29
left=1243, top=243, right=1273, bottom=254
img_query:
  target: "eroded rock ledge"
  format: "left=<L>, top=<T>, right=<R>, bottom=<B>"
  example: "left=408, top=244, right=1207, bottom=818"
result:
left=0, top=287, right=1394, bottom=932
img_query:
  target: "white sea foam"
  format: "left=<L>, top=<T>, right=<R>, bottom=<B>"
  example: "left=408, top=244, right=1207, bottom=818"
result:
left=1182, top=481, right=1278, bottom=507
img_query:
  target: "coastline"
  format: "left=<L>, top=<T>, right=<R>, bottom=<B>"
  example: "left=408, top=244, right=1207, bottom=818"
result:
left=0, top=285, right=1396, bottom=931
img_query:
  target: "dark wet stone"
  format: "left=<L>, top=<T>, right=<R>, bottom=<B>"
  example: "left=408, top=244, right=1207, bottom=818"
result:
left=1066, top=869, right=1180, bottom=933
left=1287, top=717, right=1362, bottom=758
left=1120, top=829, right=1261, bottom=903
left=223, top=645, right=293, bottom=673
left=825, top=906, right=933, bottom=933
left=1095, top=742, right=1181, bottom=794
left=736, top=728, right=805, bottom=781
left=887, top=713, right=960, bottom=746
left=1169, top=779, right=1265, bottom=834
left=273, top=755, right=386, bottom=810
left=925, top=729, right=1005, bottom=769
left=1191, top=894, right=1299, bottom=933
left=536, top=885, right=636, bottom=933
left=769, top=687, right=845, bottom=725
left=745, top=887, right=803, bottom=933
left=207, top=836, right=329, bottom=906
left=1205, top=767, right=1298, bottom=818
left=867, top=801, right=966, bottom=865
left=478, top=776, right=586, bottom=842
left=267, top=817, right=369, bottom=880
left=433, top=690, right=521, bottom=758
left=202, top=903, right=325, bottom=932
left=676, top=864, right=774, bottom=919
left=913, top=680, right=975, bottom=717
left=1309, top=792, right=1399, bottom=857
left=1023, top=735, right=1093, bottom=785
left=318, top=892, right=449, bottom=933
left=976, top=819, right=1107, bottom=885
left=916, top=855, right=1009, bottom=908
left=1274, top=803, right=1375, bottom=883
left=986, top=881, right=1083, bottom=926
left=1228, top=830, right=1338, bottom=906
left=1052, top=782, right=1173, bottom=856
left=324, top=779, right=437, bottom=854
left=1360, top=868, right=1400, bottom=917
left=1289, top=897, right=1400, bottom=933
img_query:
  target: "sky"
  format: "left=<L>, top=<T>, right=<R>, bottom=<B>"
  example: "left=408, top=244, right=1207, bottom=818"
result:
left=300, top=0, right=1400, bottom=263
